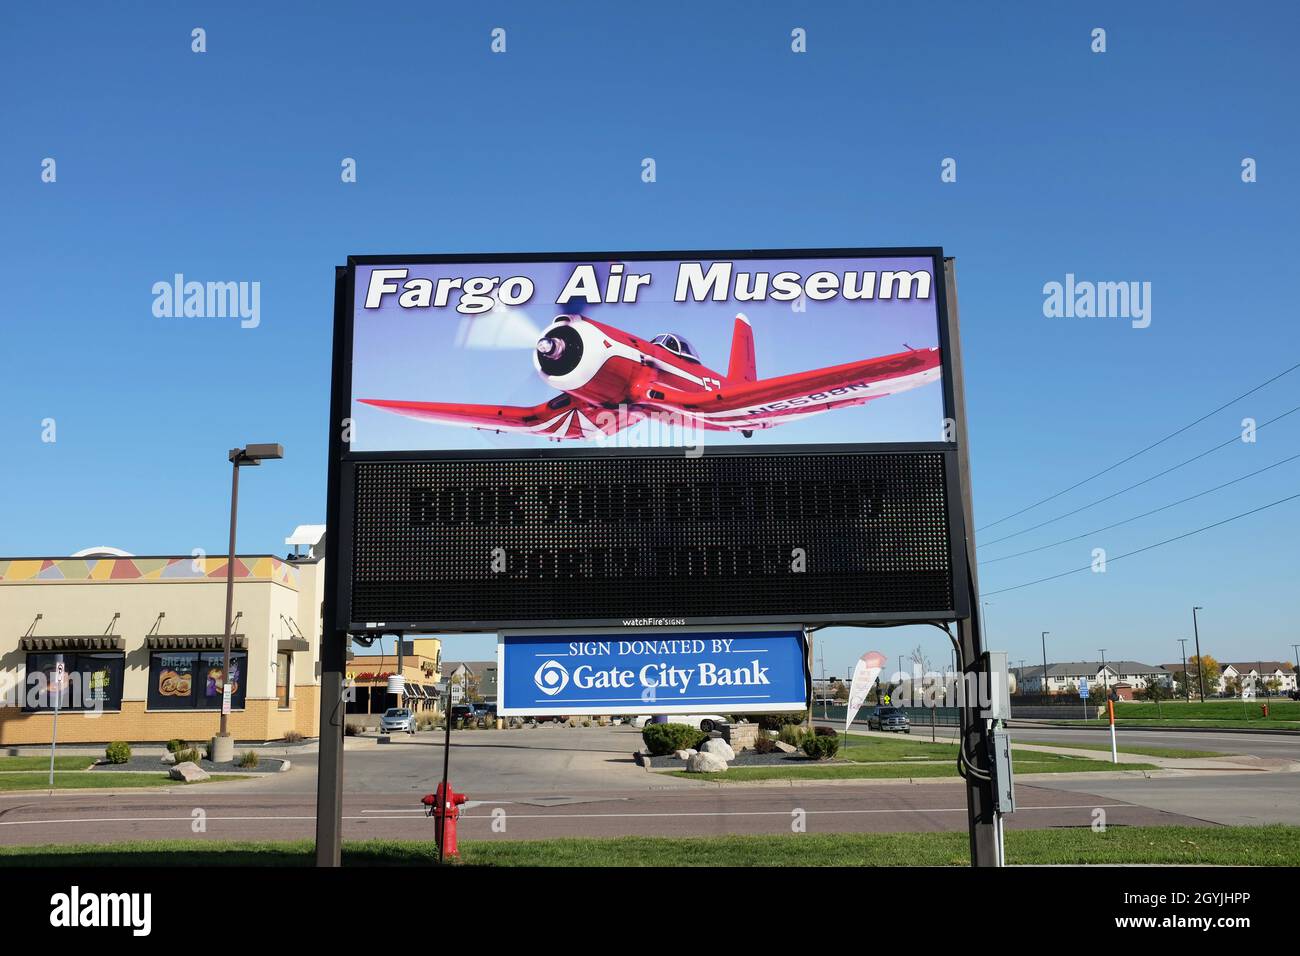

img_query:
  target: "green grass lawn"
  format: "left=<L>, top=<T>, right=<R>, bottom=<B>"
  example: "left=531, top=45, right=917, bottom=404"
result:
left=667, top=733, right=1156, bottom=781
left=1029, top=740, right=1226, bottom=759
left=1042, top=718, right=1300, bottom=730
left=0, top=756, right=99, bottom=772
left=0, top=772, right=248, bottom=792
left=670, top=751, right=1156, bottom=782
left=2, top=826, right=1297, bottom=866
left=1111, top=700, right=1300, bottom=720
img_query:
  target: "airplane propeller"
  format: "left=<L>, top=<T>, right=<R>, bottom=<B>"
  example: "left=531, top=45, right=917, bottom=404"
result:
left=454, top=300, right=543, bottom=350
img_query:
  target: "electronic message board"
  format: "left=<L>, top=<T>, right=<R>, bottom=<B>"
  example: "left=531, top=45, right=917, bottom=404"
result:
left=328, top=249, right=969, bottom=631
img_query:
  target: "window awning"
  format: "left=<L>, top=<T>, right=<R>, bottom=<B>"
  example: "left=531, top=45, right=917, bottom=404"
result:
left=277, top=638, right=310, bottom=653
left=20, top=635, right=125, bottom=652
left=145, top=635, right=247, bottom=651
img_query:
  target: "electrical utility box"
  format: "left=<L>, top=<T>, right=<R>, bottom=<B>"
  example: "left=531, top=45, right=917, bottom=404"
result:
left=980, top=651, right=1012, bottom=721
left=990, top=727, right=1016, bottom=813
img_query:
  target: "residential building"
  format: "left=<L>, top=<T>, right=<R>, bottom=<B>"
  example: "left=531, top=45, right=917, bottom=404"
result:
left=1015, top=661, right=1172, bottom=698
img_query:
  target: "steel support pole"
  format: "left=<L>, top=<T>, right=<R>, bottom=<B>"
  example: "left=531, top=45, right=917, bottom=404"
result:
left=944, top=258, right=998, bottom=868
left=315, top=267, right=349, bottom=867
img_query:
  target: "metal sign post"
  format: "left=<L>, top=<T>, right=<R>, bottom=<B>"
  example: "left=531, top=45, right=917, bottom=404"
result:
left=48, top=654, right=65, bottom=789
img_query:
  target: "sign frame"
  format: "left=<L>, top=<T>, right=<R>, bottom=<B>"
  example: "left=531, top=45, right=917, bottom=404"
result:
left=495, top=624, right=811, bottom=717
left=326, top=247, right=973, bottom=633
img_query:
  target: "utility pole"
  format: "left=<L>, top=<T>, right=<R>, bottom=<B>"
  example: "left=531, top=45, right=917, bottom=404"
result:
left=1099, top=648, right=1108, bottom=700
left=1178, top=638, right=1190, bottom=703
left=1040, top=631, right=1050, bottom=705
left=1192, top=606, right=1206, bottom=701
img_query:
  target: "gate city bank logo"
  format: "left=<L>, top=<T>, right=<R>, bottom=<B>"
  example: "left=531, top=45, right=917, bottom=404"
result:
left=534, top=659, right=569, bottom=696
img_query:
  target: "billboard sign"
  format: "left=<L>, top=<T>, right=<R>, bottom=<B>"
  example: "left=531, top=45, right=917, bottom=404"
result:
left=329, top=248, right=969, bottom=631
left=497, top=626, right=809, bottom=716
left=350, top=253, right=945, bottom=452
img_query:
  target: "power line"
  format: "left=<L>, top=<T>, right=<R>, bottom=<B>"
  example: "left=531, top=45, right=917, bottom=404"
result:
left=980, top=451, right=1300, bottom=564
left=982, top=491, right=1300, bottom=596
left=976, top=360, right=1300, bottom=532
left=978, top=404, right=1300, bottom=549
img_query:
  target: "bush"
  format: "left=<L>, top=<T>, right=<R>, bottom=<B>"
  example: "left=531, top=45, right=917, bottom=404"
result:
left=753, top=735, right=776, bottom=755
left=174, top=747, right=203, bottom=765
left=236, top=750, right=259, bottom=768
left=166, top=738, right=187, bottom=753
left=282, top=730, right=304, bottom=743
left=814, top=725, right=837, bottom=737
left=344, top=722, right=363, bottom=736
left=778, top=724, right=808, bottom=747
left=641, top=722, right=709, bottom=756
left=104, top=741, right=131, bottom=764
left=802, top=734, right=840, bottom=760
left=755, top=713, right=807, bottom=731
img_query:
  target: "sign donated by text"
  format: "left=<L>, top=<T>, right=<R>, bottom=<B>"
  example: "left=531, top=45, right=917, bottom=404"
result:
left=497, top=627, right=808, bottom=716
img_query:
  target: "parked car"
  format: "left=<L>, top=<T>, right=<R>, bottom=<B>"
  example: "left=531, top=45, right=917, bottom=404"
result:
left=631, top=714, right=727, bottom=732
left=449, top=703, right=475, bottom=724
left=379, top=707, right=416, bottom=735
left=866, top=706, right=911, bottom=733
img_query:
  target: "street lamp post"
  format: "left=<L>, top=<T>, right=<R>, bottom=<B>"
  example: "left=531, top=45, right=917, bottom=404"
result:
left=1099, top=648, right=1108, bottom=700
left=213, top=443, right=283, bottom=763
left=1040, top=632, right=1050, bottom=706
left=1178, top=638, right=1190, bottom=703
left=1192, top=606, right=1206, bottom=701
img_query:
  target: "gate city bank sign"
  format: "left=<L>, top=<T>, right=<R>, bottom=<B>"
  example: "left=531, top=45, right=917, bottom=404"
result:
left=497, top=627, right=808, bottom=716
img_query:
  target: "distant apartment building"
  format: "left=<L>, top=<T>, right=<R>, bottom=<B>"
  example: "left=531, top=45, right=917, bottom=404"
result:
left=1015, top=661, right=1172, bottom=700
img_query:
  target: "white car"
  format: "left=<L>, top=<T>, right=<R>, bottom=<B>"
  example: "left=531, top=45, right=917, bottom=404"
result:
left=632, top=714, right=727, bottom=732
left=379, top=707, right=416, bottom=735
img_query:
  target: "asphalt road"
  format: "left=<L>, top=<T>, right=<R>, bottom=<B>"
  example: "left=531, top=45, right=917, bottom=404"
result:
left=0, top=781, right=1201, bottom=847
left=2, top=725, right=1294, bottom=848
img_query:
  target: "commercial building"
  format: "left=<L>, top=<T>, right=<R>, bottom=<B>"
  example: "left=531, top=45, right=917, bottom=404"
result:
left=0, top=530, right=325, bottom=745
left=346, top=639, right=444, bottom=716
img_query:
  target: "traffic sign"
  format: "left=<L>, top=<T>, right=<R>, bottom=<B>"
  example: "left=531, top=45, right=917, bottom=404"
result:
left=1078, top=678, right=1089, bottom=699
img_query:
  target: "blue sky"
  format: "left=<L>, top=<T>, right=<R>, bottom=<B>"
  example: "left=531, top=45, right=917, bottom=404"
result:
left=3, top=2, right=1298, bottom=676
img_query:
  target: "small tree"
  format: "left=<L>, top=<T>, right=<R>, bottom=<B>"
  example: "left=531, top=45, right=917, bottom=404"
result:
left=1187, top=655, right=1222, bottom=697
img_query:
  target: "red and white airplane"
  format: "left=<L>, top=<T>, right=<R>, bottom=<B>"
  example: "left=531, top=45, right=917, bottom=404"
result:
left=359, top=313, right=941, bottom=440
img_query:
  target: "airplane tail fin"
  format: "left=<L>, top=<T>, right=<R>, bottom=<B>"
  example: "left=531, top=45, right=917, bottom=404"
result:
left=727, top=314, right=757, bottom=382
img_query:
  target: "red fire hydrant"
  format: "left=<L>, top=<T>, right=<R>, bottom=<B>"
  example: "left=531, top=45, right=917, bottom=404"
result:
left=422, top=781, right=467, bottom=858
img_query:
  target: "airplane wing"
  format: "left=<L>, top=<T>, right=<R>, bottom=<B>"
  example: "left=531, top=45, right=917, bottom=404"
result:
left=358, top=395, right=635, bottom=440
left=646, top=347, right=942, bottom=431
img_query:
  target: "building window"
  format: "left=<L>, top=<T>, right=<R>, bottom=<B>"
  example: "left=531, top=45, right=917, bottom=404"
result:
left=24, top=652, right=125, bottom=712
left=276, top=652, right=291, bottom=708
left=147, top=651, right=248, bottom=710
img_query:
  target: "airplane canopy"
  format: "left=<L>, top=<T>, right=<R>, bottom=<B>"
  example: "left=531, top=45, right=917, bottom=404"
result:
left=651, top=332, right=701, bottom=363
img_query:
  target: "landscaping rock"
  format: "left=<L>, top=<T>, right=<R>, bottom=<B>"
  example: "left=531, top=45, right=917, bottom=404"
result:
left=169, top=761, right=209, bottom=783
left=700, top=738, right=735, bottom=761
left=774, top=740, right=798, bottom=754
left=674, top=748, right=698, bottom=761
left=160, top=751, right=176, bottom=765
left=686, top=752, right=728, bottom=773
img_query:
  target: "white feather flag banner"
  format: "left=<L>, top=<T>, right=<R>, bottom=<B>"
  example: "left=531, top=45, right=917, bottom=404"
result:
left=846, top=651, right=887, bottom=733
